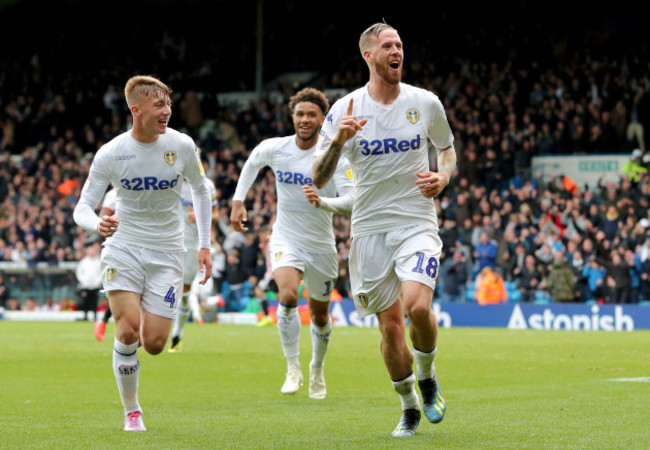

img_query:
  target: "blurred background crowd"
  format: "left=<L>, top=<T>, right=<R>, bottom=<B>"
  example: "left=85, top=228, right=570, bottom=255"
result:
left=1, top=0, right=650, bottom=312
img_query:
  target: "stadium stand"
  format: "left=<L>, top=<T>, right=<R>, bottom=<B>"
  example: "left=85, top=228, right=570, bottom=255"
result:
left=1, top=1, right=650, bottom=311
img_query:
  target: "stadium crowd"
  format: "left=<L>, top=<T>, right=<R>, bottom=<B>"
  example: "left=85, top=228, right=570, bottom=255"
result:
left=1, top=7, right=650, bottom=311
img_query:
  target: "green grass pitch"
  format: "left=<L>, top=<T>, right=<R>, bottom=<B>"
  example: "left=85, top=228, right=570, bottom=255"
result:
left=1, top=321, right=649, bottom=449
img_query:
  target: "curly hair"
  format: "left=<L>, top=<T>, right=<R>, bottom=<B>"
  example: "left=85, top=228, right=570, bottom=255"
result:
left=288, top=87, right=330, bottom=115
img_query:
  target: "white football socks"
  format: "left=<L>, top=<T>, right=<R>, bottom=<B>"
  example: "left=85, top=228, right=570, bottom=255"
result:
left=310, top=317, right=332, bottom=369
left=392, top=373, right=420, bottom=411
left=277, top=303, right=301, bottom=369
left=172, top=293, right=190, bottom=339
left=414, top=346, right=437, bottom=380
left=188, top=289, right=202, bottom=322
left=113, top=338, right=141, bottom=416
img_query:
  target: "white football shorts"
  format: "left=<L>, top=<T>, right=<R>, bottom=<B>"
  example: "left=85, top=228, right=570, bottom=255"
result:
left=268, top=238, right=338, bottom=302
left=100, top=240, right=184, bottom=319
left=183, top=248, right=199, bottom=285
left=349, top=224, right=443, bottom=317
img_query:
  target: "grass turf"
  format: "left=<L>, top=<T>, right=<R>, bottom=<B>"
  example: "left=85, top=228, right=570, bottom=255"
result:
left=1, top=321, right=649, bottom=449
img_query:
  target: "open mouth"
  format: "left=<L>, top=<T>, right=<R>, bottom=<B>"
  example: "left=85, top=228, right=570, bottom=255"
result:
left=389, top=61, right=400, bottom=71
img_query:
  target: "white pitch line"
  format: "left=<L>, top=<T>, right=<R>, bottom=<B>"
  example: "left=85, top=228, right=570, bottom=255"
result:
left=608, top=377, right=650, bottom=383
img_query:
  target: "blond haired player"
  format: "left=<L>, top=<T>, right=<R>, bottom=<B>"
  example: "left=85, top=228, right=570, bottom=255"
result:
left=73, top=75, right=212, bottom=431
left=231, top=87, right=353, bottom=400
left=313, top=23, right=457, bottom=437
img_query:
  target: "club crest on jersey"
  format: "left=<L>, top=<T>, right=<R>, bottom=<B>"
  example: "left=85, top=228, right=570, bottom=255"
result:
left=357, top=293, right=369, bottom=307
left=273, top=251, right=284, bottom=261
left=106, top=267, right=117, bottom=281
left=407, top=109, right=420, bottom=124
left=164, top=151, right=177, bottom=166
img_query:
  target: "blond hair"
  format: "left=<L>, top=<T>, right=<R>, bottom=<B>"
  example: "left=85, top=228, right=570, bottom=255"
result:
left=124, top=75, right=173, bottom=109
left=359, top=22, right=396, bottom=55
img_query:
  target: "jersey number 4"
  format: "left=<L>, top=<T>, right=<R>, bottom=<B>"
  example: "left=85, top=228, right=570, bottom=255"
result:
left=164, top=287, right=176, bottom=309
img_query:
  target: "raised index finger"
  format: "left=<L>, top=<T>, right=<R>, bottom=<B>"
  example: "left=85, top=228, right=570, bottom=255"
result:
left=347, top=98, right=354, bottom=116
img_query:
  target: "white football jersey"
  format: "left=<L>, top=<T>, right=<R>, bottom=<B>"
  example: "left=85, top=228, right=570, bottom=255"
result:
left=76, top=128, right=207, bottom=252
left=233, top=135, right=354, bottom=253
left=101, top=187, right=117, bottom=214
left=320, top=83, right=454, bottom=237
left=181, top=178, right=217, bottom=251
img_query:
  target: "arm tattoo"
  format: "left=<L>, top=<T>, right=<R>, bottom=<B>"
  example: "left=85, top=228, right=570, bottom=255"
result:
left=437, top=145, right=457, bottom=184
left=313, top=142, right=343, bottom=188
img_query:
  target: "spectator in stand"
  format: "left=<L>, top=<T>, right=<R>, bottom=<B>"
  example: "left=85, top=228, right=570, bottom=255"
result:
left=509, top=242, right=528, bottom=283
left=211, top=238, right=226, bottom=295
left=495, top=224, right=517, bottom=282
left=224, top=248, right=246, bottom=312
left=23, top=297, right=39, bottom=311
left=473, top=231, right=497, bottom=271
left=515, top=254, right=543, bottom=303
left=534, top=241, right=555, bottom=270
left=240, top=231, right=265, bottom=282
left=600, top=250, right=633, bottom=304
left=600, top=205, right=622, bottom=242
left=474, top=266, right=508, bottom=305
left=75, top=239, right=103, bottom=321
left=40, top=296, right=60, bottom=312
left=639, top=242, right=650, bottom=301
left=7, top=298, right=21, bottom=311
left=569, top=250, right=587, bottom=303
left=545, top=251, right=576, bottom=303
left=439, top=249, right=468, bottom=303
left=625, top=85, right=647, bottom=152
left=622, top=149, right=648, bottom=186
left=582, top=254, right=607, bottom=302
left=626, top=248, right=641, bottom=304
left=0, top=273, right=9, bottom=308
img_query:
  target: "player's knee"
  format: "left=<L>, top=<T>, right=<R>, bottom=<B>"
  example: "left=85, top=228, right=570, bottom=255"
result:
left=310, top=310, right=328, bottom=327
left=278, top=288, right=299, bottom=305
left=143, top=338, right=166, bottom=355
left=115, top=327, right=139, bottom=346
left=405, top=301, right=433, bottom=324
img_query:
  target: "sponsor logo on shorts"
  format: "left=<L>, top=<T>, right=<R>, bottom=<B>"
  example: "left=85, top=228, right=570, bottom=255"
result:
left=357, top=293, right=369, bottom=307
left=164, top=150, right=177, bottom=166
left=106, top=267, right=116, bottom=281
left=407, top=108, right=420, bottom=124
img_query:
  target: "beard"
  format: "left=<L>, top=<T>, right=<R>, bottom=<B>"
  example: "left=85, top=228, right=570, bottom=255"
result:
left=373, top=60, right=401, bottom=85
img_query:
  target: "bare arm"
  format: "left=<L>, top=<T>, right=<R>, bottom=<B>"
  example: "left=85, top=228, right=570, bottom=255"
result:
left=312, top=98, right=367, bottom=188
left=415, top=144, right=457, bottom=198
left=230, top=200, right=248, bottom=232
left=313, top=143, right=344, bottom=189
left=437, top=144, right=457, bottom=184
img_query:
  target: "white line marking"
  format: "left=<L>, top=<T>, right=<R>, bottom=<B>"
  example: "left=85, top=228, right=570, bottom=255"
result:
left=608, top=377, right=650, bottom=383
